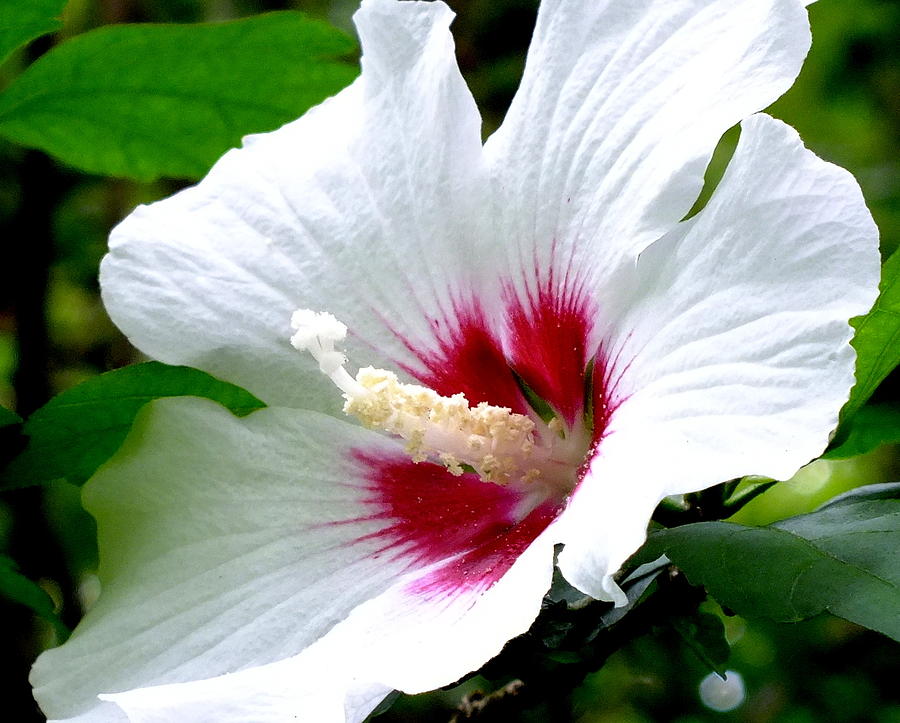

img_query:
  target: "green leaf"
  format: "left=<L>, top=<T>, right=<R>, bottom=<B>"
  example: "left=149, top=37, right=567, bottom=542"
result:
left=0, top=554, right=67, bottom=638
left=824, top=403, right=900, bottom=459
left=634, top=486, right=900, bottom=641
left=815, top=482, right=900, bottom=511
left=670, top=611, right=730, bottom=677
left=0, top=405, right=24, bottom=470
left=0, top=12, right=357, bottom=180
left=0, top=362, right=265, bottom=490
left=0, top=404, right=21, bottom=428
left=599, top=555, right=669, bottom=627
left=0, top=0, right=67, bottom=66
left=844, top=249, right=900, bottom=422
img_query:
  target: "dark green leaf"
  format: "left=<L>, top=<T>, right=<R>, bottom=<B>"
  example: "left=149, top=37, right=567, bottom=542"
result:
left=670, top=611, right=730, bottom=677
left=0, top=12, right=357, bottom=180
left=0, top=404, right=21, bottom=428
left=844, top=249, right=900, bottom=422
left=0, top=405, right=25, bottom=470
left=634, top=487, right=900, bottom=641
left=0, top=0, right=67, bottom=66
left=824, top=403, right=900, bottom=459
left=599, top=555, right=669, bottom=627
left=0, top=554, right=68, bottom=638
left=1, top=362, right=265, bottom=490
left=370, top=691, right=402, bottom=718
left=815, top=482, right=900, bottom=511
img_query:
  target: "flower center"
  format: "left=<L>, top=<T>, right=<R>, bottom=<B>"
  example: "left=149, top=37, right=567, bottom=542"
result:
left=291, top=309, right=589, bottom=491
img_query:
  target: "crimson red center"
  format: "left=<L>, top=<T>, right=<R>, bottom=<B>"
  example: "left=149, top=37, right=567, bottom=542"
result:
left=346, top=282, right=618, bottom=597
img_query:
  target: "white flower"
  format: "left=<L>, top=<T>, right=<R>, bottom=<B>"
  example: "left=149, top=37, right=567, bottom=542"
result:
left=32, top=0, right=879, bottom=721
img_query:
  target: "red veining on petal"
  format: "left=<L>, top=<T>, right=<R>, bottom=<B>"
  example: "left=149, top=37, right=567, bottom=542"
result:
left=567, top=341, right=632, bottom=498
left=409, top=501, right=560, bottom=599
left=504, top=276, right=595, bottom=427
left=411, top=301, right=530, bottom=413
left=402, top=285, right=597, bottom=428
left=348, top=449, right=561, bottom=598
left=591, top=339, right=629, bottom=444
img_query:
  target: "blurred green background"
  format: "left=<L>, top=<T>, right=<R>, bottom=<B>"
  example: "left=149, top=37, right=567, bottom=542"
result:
left=1, top=0, right=898, bottom=721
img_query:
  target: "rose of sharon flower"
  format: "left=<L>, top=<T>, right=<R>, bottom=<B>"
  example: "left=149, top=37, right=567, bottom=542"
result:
left=32, top=0, right=879, bottom=720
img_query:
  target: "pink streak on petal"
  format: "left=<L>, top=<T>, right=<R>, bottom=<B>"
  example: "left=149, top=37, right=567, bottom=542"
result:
left=402, top=286, right=598, bottom=426
left=349, top=449, right=561, bottom=597
left=408, top=501, right=561, bottom=599
left=396, top=273, right=599, bottom=430
left=412, top=301, right=530, bottom=413
left=592, top=339, right=630, bottom=444
left=504, top=277, right=595, bottom=427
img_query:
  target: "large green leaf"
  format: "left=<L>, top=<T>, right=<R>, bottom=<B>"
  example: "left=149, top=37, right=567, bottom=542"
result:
left=824, top=403, right=900, bottom=459
left=815, top=482, right=900, bottom=510
left=0, top=362, right=265, bottom=490
left=0, top=404, right=24, bottom=470
left=0, top=0, right=67, bottom=66
left=0, top=554, right=67, bottom=638
left=844, top=249, right=900, bottom=422
left=0, top=404, right=21, bottom=428
left=634, top=485, right=900, bottom=641
left=0, top=12, right=357, bottom=180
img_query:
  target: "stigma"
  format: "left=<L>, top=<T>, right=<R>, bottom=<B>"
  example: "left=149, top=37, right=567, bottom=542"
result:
left=290, top=309, right=545, bottom=486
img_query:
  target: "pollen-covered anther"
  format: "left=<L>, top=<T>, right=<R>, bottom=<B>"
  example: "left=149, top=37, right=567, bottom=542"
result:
left=345, top=367, right=539, bottom=484
left=291, top=308, right=543, bottom=485
left=438, top=453, right=464, bottom=476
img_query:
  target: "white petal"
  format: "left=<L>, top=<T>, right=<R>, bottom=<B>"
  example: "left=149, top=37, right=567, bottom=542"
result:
left=98, top=647, right=389, bottom=723
left=100, top=0, right=483, bottom=410
left=32, top=397, right=556, bottom=722
left=333, top=515, right=556, bottom=695
left=555, top=434, right=668, bottom=606
left=103, top=518, right=558, bottom=722
left=484, top=0, right=811, bottom=297
left=558, top=113, right=880, bottom=599
left=31, top=400, right=397, bottom=721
